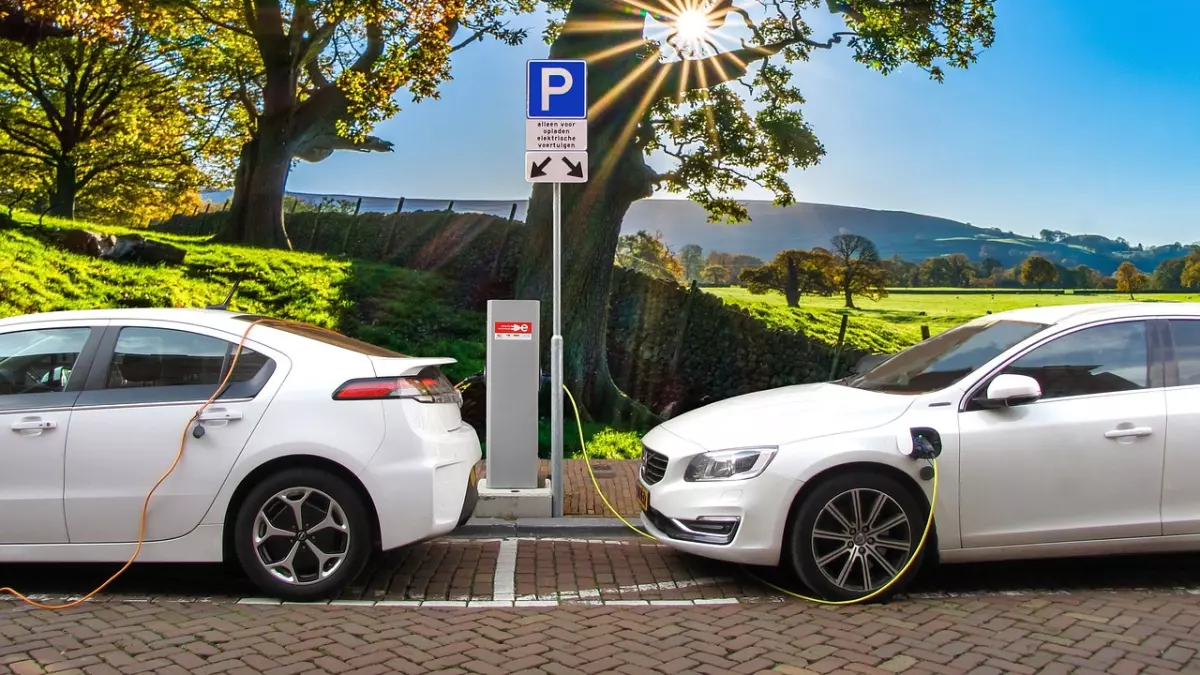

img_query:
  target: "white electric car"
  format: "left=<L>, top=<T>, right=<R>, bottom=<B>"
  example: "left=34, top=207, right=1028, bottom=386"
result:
left=639, top=302, right=1200, bottom=601
left=0, top=308, right=480, bottom=601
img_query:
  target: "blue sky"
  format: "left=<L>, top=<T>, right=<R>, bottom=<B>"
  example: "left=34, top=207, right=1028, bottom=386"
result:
left=288, top=0, right=1200, bottom=246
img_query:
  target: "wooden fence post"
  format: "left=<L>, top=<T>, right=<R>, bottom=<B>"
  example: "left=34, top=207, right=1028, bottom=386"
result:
left=920, top=325, right=931, bottom=341
left=508, top=202, right=518, bottom=222
left=828, top=314, right=850, bottom=380
left=446, top=201, right=454, bottom=212
left=395, top=197, right=405, bottom=213
left=339, top=198, right=365, bottom=255
left=308, top=215, right=322, bottom=251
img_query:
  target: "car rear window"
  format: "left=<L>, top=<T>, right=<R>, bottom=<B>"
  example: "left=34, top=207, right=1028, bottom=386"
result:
left=232, top=315, right=408, bottom=358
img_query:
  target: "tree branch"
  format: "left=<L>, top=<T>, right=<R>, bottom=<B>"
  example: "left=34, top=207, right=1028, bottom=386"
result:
left=178, top=0, right=254, bottom=37
left=305, top=55, right=331, bottom=88
left=0, top=118, right=58, bottom=157
left=0, top=147, right=51, bottom=164
left=350, top=22, right=384, bottom=73
left=0, top=52, right=64, bottom=132
left=825, top=0, right=867, bottom=22
left=657, top=31, right=857, bottom=98
left=451, top=25, right=489, bottom=52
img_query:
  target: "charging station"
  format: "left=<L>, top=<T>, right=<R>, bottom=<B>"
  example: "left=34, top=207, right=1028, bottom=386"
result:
left=470, top=58, right=590, bottom=520
left=474, top=300, right=553, bottom=518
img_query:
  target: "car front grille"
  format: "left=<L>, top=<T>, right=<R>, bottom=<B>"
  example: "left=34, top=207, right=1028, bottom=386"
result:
left=640, top=446, right=669, bottom=485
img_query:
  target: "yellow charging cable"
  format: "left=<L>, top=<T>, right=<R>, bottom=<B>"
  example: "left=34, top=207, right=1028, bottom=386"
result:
left=562, top=386, right=656, bottom=539
left=563, top=384, right=939, bottom=606
left=0, top=316, right=358, bottom=610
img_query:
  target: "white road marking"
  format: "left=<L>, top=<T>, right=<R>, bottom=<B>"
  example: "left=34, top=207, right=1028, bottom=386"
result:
left=494, top=537, right=518, bottom=602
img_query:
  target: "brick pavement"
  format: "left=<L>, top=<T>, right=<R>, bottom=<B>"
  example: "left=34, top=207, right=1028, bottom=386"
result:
left=474, top=460, right=641, bottom=517
left=4, top=591, right=1200, bottom=674
left=10, top=538, right=1200, bottom=608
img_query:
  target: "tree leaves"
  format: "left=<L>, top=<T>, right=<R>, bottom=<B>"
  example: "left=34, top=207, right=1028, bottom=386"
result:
left=162, top=0, right=534, bottom=153
left=549, top=0, right=995, bottom=223
left=0, top=28, right=224, bottom=222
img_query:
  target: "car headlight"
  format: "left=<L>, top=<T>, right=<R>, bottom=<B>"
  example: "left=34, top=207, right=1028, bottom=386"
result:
left=684, top=447, right=777, bottom=482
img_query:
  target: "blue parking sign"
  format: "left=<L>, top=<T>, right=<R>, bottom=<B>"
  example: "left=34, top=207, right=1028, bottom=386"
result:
left=527, top=60, right=588, bottom=119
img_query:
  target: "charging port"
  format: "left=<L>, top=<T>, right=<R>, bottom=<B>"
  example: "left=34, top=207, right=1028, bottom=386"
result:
left=908, top=427, right=942, bottom=460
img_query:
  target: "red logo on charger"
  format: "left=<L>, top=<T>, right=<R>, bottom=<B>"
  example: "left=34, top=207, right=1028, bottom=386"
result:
left=494, top=321, right=533, bottom=340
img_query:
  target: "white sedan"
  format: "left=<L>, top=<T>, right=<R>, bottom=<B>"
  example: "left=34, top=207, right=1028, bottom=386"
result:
left=639, top=301, right=1200, bottom=601
left=0, top=308, right=481, bottom=601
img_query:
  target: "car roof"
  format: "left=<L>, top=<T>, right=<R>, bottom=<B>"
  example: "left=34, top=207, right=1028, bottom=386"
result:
left=0, top=307, right=251, bottom=328
left=981, top=301, right=1200, bottom=328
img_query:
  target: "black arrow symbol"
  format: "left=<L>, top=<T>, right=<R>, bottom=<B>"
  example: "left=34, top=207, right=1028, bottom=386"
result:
left=562, top=156, right=584, bottom=178
left=530, top=157, right=552, bottom=178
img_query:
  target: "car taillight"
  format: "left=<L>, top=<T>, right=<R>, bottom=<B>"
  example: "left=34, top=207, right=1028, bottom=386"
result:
left=333, top=367, right=461, bottom=405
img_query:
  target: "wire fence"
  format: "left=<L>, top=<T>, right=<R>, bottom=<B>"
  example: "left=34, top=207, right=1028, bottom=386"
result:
left=196, top=193, right=528, bottom=222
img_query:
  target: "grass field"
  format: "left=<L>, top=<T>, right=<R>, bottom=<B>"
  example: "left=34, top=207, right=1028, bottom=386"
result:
left=0, top=211, right=643, bottom=458
left=0, top=210, right=487, bottom=381
left=708, top=286, right=1200, bottom=354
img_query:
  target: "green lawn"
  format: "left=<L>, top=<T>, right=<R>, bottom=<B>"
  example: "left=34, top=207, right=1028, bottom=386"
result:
left=0, top=211, right=645, bottom=459
left=708, top=286, right=1200, bottom=354
left=0, top=210, right=486, bottom=381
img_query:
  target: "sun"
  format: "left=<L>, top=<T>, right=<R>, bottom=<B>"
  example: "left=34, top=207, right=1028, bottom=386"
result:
left=673, top=9, right=712, bottom=44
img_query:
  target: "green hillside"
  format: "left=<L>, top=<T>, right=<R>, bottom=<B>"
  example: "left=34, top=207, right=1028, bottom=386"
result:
left=621, top=199, right=1189, bottom=276
left=0, top=211, right=486, bottom=382
left=0, top=211, right=646, bottom=459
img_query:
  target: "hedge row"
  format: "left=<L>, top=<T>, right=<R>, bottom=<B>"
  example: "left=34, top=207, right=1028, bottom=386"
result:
left=158, top=211, right=860, bottom=418
left=155, top=210, right=522, bottom=308
left=607, top=268, right=858, bottom=415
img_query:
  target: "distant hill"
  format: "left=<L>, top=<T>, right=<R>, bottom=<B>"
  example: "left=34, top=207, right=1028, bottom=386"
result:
left=201, top=191, right=1188, bottom=276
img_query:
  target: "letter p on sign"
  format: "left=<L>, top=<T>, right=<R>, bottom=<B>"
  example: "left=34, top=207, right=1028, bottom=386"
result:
left=527, top=60, right=587, bottom=119
left=541, top=68, right=572, bottom=111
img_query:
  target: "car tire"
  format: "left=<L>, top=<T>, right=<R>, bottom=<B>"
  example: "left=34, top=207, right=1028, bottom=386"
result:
left=233, top=468, right=372, bottom=602
left=786, top=470, right=931, bottom=603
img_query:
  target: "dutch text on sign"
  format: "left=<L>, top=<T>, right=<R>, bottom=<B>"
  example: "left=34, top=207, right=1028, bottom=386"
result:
left=526, top=119, right=586, bottom=151
left=494, top=321, right=533, bottom=340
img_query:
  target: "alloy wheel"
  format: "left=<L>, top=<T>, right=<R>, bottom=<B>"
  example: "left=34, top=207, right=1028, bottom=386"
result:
left=252, top=487, right=350, bottom=586
left=810, top=487, right=913, bottom=594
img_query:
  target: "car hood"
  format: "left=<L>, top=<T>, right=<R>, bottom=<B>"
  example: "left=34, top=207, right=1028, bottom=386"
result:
left=657, top=382, right=917, bottom=450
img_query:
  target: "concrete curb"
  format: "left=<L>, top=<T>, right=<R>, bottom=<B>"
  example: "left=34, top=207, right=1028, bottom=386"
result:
left=448, top=517, right=642, bottom=539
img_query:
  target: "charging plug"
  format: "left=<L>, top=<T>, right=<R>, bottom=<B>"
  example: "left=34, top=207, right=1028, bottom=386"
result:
left=907, top=427, right=942, bottom=460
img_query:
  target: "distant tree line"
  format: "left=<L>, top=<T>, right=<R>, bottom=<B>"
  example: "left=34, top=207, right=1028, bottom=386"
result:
left=615, top=230, right=1200, bottom=308
left=615, top=229, right=890, bottom=308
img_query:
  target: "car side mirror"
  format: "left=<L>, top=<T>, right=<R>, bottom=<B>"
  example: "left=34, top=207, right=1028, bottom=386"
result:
left=982, top=374, right=1042, bottom=408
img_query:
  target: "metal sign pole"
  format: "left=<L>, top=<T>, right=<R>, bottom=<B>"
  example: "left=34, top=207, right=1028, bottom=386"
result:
left=551, top=182, right=564, bottom=517
left=524, top=58, right=588, bottom=518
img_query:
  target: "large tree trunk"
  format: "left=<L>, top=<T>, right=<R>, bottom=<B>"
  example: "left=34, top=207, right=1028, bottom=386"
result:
left=219, top=55, right=299, bottom=248
left=784, top=258, right=800, bottom=307
left=49, top=157, right=76, bottom=219
left=515, top=0, right=660, bottom=429
left=221, top=129, right=293, bottom=248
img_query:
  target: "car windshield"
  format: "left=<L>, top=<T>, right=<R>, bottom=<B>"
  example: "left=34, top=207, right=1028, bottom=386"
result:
left=841, top=319, right=1049, bottom=394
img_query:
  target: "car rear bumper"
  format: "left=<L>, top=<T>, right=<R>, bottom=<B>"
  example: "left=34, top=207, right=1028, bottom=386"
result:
left=362, top=422, right=482, bottom=551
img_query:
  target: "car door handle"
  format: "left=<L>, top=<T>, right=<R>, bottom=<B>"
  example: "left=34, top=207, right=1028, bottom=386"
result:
left=196, top=410, right=243, bottom=422
left=10, top=419, right=56, bottom=431
left=1105, top=426, right=1153, bottom=439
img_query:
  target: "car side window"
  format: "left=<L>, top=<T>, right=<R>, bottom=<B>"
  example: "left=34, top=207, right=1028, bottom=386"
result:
left=1169, top=320, right=1200, bottom=386
left=997, top=321, right=1149, bottom=400
left=0, top=327, right=92, bottom=396
left=105, top=327, right=269, bottom=390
